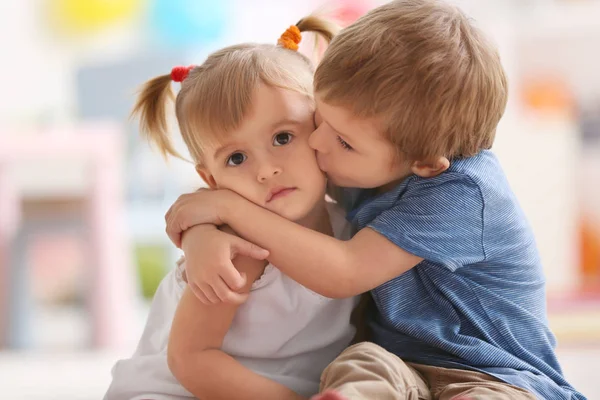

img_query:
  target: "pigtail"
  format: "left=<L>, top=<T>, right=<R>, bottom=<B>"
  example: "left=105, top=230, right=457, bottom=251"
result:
left=296, top=15, right=340, bottom=44
left=278, top=15, right=340, bottom=53
left=131, top=73, right=184, bottom=160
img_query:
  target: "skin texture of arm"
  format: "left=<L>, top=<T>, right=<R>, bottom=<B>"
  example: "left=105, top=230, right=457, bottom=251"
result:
left=220, top=192, right=422, bottom=298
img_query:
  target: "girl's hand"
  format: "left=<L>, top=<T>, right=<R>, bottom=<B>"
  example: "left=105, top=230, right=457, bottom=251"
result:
left=181, top=224, right=270, bottom=305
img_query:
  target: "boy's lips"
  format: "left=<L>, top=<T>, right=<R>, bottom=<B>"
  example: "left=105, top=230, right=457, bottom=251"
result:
left=266, top=186, right=296, bottom=203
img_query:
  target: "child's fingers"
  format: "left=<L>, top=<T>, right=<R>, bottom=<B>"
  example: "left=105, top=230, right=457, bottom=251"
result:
left=213, top=277, right=237, bottom=303
left=216, top=276, right=249, bottom=304
left=164, top=202, right=179, bottom=230
left=164, top=201, right=191, bottom=246
left=172, top=232, right=183, bottom=249
left=164, top=225, right=181, bottom=248
left=218, top=264, right=248, bottom=304
left=189, top=283, right=211, bottom=305
left=224, top=290, right=249, bottom=305
left=164, top=204, right=172, bottom=224
left=198, top=282, right=220, bottom=304
left=221, top=261, right=248, bottom=291
left=232, top=237, right=270, bottom=261
left=165, top=216, right=181, bottom=247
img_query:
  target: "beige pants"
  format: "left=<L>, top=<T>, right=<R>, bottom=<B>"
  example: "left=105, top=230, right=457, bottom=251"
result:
left=320, top=342, right=537, bottom=400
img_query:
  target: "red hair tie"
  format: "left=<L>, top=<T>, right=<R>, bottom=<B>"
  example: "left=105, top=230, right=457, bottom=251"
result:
left=171, top=65, right=195, bottom=82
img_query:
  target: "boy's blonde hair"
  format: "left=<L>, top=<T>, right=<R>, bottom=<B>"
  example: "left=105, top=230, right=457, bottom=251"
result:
left=315, top=0, right=508, bottom=161
left=132, top=16, right=338, bottom=165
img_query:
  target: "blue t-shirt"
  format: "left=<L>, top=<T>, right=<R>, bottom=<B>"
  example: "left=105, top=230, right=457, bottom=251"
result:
left=342, top=150, right=584, bottom=400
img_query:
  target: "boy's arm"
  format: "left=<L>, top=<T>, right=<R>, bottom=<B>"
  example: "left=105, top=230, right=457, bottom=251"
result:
left=168, top=255, right=304, bottom=400
left=169, top=190, right=422, bottom=299
left=224, top=194, right=422, bottom=298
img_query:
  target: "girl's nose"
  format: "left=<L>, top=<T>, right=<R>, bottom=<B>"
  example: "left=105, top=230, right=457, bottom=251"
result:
left=257, top=163, right=282, bottom=183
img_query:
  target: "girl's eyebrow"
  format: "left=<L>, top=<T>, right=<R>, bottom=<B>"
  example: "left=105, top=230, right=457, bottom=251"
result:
left=212, top=118, right=304, bottom=160
left=213, top=143, right=240, bottom=160
left=269, top=117, right=303, bottom=131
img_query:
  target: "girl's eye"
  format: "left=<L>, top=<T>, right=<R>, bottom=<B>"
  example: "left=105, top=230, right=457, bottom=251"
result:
left=273, top=132, right=293, bottom=146
left=226, top=152, right=247, bottom=166
left=336, top=136, right=353, bottom=151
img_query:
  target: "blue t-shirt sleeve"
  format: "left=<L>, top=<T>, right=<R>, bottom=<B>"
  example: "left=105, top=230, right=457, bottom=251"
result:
left=367, top=174, right=486, bottom=271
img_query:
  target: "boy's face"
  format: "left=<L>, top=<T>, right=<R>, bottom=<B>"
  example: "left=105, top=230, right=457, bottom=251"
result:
left=309, top=95, right=411, bottom=189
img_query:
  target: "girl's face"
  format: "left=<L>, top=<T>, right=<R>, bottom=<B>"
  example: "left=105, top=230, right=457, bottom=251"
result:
left=198, top=84, right=326, bottom=223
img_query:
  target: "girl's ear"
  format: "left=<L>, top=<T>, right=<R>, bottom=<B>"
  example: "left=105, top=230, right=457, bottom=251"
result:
left=196, top=165, right=217, bottom=189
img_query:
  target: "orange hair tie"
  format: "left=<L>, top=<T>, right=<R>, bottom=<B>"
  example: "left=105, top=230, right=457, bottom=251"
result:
left=278, top=25, right=302, bottom=51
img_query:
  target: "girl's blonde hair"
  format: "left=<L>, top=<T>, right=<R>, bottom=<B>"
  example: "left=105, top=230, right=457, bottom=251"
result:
left=132, top=16, right=338, bottom=165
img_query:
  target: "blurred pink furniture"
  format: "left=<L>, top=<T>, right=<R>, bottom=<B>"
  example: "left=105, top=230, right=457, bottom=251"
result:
left=0, top=124, right=136, bottom=349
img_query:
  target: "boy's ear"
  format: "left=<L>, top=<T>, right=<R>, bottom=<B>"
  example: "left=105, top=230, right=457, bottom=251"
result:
left=195, top=164, right=218, bottom=189
left=410, top=156, right=450, bottom=178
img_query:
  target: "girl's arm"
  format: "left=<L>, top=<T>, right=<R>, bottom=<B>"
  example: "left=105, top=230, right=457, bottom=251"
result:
left=167, top=253, right=305, bottom=400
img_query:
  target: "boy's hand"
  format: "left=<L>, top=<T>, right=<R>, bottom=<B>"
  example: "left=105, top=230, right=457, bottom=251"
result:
left=165, top=188, right=233, bottom=248
left=181, top=224, right=270, bottom=304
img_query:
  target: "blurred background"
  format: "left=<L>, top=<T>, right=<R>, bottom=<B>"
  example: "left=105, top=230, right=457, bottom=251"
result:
left=0, top=0, right=599, bottom=398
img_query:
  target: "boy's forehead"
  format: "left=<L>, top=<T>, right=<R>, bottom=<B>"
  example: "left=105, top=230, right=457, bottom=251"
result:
left=316, top=97, right=373, bottom=129
left=315, top=96, right=348, bottom=120
left=317, top=100, right=392, bottom=148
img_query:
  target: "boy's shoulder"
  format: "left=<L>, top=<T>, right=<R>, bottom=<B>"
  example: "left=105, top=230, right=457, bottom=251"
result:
left=346, top=150, right=527, bottom=261
left=348, top=151, right=506, bottom=216
left=447, top=149, right=504, bottom=183
left=400, top=150, right=510, bottom=207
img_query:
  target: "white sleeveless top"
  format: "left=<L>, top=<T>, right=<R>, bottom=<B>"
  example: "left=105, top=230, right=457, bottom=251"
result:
left=105, top=202, right=358, bottom=399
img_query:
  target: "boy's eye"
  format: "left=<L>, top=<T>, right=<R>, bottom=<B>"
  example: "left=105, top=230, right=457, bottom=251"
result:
left=273, top=132, right=293, bottom=146
left=336, top=136, right=353, bottom=151
left=226, top=152, right=247, bottom=166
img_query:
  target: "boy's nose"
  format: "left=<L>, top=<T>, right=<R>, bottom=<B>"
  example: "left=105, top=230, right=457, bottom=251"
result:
left=308, top=127, right=328, bottom=153
left=257, top=164, right=282, bottom=183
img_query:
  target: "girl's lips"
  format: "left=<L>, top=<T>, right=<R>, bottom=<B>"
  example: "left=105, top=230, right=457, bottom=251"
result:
left=266, top=187, right=296, bottom=202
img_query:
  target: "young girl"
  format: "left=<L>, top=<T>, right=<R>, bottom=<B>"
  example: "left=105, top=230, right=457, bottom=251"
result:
left=105, top=17, right=358, bottom=400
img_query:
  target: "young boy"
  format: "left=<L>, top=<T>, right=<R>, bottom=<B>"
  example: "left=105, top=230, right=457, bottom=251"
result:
left=164, top=1, right=585, bottom=399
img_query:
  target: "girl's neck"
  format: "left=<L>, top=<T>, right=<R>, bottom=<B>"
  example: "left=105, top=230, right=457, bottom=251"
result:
left=296, top=200, right=333, bottom=237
